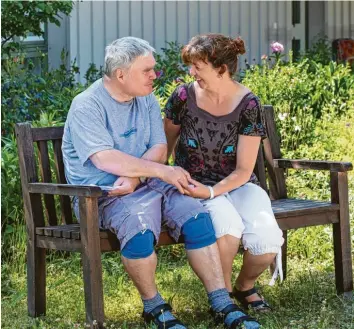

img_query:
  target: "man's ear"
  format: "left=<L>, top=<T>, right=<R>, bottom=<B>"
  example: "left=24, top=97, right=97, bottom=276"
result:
left=115, top=68, right=125, bottom=82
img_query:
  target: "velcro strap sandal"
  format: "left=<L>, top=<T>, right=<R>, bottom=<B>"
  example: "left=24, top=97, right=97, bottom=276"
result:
left=142, top=303, right=186, bottom=329
left=232, top=287, right=272, bottom=313
left=210, top=303, right=259, bottom=329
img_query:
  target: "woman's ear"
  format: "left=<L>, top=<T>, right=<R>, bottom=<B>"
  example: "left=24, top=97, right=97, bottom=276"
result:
left=218, top=64, right=227, bottom=76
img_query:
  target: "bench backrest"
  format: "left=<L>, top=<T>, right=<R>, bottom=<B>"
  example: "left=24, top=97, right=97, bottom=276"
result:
left=15, top=105, right=287, bottom=227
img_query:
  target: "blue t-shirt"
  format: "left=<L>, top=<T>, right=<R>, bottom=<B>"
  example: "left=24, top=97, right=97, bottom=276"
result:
left=62, top=78, right=167, bottom=186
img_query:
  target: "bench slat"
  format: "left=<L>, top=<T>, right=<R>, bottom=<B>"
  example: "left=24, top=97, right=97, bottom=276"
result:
left=35, top=199, right=339, bottom=243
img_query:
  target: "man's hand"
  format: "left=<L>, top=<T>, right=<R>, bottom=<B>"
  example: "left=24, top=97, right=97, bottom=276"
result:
left=184, top=178, right=211, bottom=199
left=159, top=166, right=192, bottom=194
left=108, top=176, right=140, bottom=196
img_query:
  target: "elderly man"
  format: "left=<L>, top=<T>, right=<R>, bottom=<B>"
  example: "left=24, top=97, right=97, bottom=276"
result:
left=62, top=37, right=259, bottom=329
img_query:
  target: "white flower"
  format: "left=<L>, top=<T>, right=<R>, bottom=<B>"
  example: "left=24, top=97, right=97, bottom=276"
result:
left=278, top=113, right=287, bottom=121
left=295, top=125, right=301, bottom=131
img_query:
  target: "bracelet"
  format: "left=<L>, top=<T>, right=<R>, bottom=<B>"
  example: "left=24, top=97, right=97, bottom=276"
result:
left=207, top=186, right=215, bottom=200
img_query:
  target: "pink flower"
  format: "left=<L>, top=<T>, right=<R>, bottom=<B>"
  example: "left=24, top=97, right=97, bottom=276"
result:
left=261, top=55, right=268, bottom=60
left=271, top=42, right=284, bottom=53
left=155, top=70, right=163, bottom=78
left=178, top=86, right=187, bottom=101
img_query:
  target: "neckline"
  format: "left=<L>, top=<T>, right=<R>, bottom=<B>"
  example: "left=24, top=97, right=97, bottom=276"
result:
left=99, top=79, right=134, bottom=106
left=188, top=82, right=252, bottom=121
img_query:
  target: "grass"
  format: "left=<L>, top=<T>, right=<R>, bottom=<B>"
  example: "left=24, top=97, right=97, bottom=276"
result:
left=1, top=246, right=354, bottom=329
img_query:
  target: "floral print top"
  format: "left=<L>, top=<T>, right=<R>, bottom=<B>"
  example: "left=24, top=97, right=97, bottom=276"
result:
left=163, top=83, right=267, bottom=185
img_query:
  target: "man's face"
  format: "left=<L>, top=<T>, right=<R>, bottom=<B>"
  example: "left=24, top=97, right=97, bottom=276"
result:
left=121, top=53, right=157, bottom=97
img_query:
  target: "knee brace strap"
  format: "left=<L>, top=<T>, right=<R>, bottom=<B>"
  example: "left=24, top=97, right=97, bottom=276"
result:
left=121, top=230, right=155, bottom=259
left=181, top=213, right=216, bottom=250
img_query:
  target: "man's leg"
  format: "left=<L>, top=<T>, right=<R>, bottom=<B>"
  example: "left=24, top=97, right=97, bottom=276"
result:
left=100, top=187, right=186, bottom=328
left=121, top=230, right=186, bottom=329
left=181, top=214, right=260, bottom=329
left=120, top=227, right=158, bottom=299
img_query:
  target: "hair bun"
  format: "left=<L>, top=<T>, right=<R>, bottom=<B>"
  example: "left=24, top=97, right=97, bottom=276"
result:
left=233, top=37, right=246, bottom=55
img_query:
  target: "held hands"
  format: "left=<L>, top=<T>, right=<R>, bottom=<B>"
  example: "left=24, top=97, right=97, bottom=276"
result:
left=108, top=176, right=140, bottom=196
left=160, top=166, right=193, bottom=194
left=183, top=178, right=212, bottom=199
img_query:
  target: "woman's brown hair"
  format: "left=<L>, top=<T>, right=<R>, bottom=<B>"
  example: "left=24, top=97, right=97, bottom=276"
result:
left=181, top=34, right=245, bottom=76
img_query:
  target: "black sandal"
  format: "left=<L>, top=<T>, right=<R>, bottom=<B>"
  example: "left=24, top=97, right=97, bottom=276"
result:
left=210, top=303, right=259, bottom=329
left=231, top=287, right=272, bottom=313
left=142, top=303, right=187, bottom=329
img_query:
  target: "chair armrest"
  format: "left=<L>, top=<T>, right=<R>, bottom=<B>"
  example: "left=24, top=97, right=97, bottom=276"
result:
left=28, top=183, right=104, bottom=197
left=273, top=159, right=353, bottom=172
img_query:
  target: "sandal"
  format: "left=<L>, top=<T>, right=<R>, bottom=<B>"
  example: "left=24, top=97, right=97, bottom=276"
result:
left=210, top=303, right=259, bottom=329
left=142, top=303, right=187, bottom=329
left=231, top=287, right=272, bottom=313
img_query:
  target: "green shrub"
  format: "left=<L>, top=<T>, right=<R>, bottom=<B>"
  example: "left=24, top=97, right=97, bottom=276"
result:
left=153, top=41, right=188, bottom=97
left=241, top=53, right=354, bottom=151
left=1, top=52, right=84, bottom=138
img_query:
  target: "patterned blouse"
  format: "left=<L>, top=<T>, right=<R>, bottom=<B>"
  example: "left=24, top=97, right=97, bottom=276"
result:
left=163, top=83, right=267, bottom=186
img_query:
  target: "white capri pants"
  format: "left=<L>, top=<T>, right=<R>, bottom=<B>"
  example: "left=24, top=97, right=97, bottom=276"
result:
left=201, top=183, right=284, bottom=285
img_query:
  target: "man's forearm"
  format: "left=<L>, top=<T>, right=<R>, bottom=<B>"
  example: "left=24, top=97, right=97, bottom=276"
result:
left=141, top=144, right=167, bottom=164
left=91, top=149, right=166, bottom=178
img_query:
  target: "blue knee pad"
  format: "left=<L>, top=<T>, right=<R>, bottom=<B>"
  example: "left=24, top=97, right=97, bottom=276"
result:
left=181, top=213, right=216, bottom=250
left=121, top=230, right=155, bottom=259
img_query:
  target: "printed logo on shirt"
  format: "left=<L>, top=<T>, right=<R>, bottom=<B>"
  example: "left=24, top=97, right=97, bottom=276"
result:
left=120, top=128, right=137, bottom=138
left=187, top=138, right=198, bottom=149
left=223, top=145, right=235, bottom=154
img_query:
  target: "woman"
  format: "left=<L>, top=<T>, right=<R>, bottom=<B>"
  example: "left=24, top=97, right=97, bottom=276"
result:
left=163, top=34, right=284, bottom=312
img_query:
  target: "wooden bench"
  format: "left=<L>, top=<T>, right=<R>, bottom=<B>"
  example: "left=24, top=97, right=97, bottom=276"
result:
left=15, top=106, right=353, bottom=329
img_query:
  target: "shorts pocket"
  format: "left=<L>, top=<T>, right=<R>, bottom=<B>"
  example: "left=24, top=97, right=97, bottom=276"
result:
left=99, top=197, right=131, bottom=234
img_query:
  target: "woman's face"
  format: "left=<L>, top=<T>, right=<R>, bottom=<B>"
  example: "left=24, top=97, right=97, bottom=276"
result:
left=189, top=60, right=220, bottom=90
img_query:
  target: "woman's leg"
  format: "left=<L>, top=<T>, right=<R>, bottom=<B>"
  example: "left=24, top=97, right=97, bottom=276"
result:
left=217, top=235, right=241, bottom=292
left=228, top=183, right=284, bottom=302
left=202, top=195, right=244, bottom=292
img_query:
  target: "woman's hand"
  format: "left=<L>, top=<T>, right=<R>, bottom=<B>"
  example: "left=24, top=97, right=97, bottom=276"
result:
left=184, top=178, right=211, bottom=199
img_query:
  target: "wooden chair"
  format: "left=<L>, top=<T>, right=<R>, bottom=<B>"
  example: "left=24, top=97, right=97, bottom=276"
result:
left=15, top=106, right=353, bottom=329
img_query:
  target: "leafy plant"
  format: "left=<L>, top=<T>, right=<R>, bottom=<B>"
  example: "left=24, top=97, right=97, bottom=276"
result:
left=154, top=41, right=188, bottom=96
left=1, top=1, right=74, bottom=55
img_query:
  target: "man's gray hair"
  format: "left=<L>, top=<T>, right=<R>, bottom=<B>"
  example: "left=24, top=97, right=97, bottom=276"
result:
left=104, top=37, right=155, bottom=77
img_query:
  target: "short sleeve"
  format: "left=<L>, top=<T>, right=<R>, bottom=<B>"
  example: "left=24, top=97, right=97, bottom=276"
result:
left=147, top=94, right=167, bottom=148
left=163, top=84, right=188, bottom=125
left=69, top=107, right=114, bottom=165
left=238, top=97, right=267, bottom=139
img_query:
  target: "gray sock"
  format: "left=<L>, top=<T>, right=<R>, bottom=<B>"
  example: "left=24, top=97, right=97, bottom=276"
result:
left=142, top=292, right=186, bottom=329
left=208, top=288, right=260, bottom=329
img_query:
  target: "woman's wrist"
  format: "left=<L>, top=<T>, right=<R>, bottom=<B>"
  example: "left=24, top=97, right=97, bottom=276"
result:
left=207, top=186, right=215, bottom=199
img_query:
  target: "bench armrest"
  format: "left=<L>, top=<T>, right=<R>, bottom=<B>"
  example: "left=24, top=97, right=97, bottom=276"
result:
left=28, top=183, right=104, bottom=197
left=273, top=159, right=353, bottom=172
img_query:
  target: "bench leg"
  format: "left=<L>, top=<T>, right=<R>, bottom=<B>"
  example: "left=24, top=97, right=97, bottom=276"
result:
left=79, top=197, right=105, bottom=329
left=27, top=242, right=46, bottom=317
left=281, top=230, right=288, bottom=280
left=331, top=172, right=353, bottom=297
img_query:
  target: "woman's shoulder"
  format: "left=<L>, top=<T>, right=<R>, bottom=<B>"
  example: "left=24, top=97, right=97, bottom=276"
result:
left=170, top=83, right=192, bottom=103
left=237, top=86, right=262, bottom=111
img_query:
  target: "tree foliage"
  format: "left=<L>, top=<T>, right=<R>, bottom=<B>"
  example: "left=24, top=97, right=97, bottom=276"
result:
left=1, top=1, right=74, bottom=51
